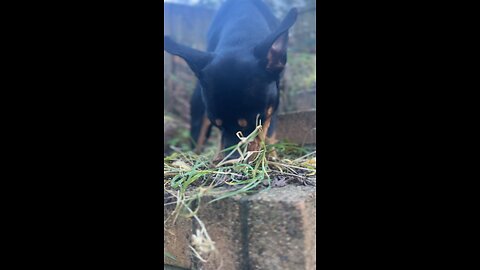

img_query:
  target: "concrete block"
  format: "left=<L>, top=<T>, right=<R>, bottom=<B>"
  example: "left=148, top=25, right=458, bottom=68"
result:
left=194, top=194, right=245, bottom=270
left=246, top=185, right=316, bottom=270
left=164, top=185, right=316, bottom=270
left=164, top=204, right=193, bottom=269
left=276, top=110, right=316, bottom=145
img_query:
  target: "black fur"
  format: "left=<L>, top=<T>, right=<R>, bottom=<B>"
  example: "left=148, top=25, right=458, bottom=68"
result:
left=164, top=0, right=297, bottom=152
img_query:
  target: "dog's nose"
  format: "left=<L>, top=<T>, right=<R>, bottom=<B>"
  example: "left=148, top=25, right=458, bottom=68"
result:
left=220, top=134, right=241, bottom=160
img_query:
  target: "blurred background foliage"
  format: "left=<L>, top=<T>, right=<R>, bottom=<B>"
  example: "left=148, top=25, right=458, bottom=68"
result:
left=164, top=0, right=316, bottom=153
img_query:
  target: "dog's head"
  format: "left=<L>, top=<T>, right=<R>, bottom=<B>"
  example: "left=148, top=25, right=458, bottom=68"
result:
left=164, top=9, right=297, bottom=151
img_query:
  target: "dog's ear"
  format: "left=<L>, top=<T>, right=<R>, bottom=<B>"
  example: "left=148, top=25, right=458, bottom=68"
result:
left=254, top=8, right=298, bottom=74
left=164, top=36, right=213, bottom=75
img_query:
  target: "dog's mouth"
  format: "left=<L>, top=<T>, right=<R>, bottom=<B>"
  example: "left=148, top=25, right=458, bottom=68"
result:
left=214, top=136, right=263, bottom=165
left=215, top=115, right=269, bottom=165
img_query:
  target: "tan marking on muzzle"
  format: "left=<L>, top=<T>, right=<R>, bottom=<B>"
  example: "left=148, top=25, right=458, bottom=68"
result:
left=267, top=131, right=278, bottom=144
left=267, top=132, right=278, bottom=158
left=261, top=116, right=272, bottom=142
left=260, top=106, right=274, bottom=142
left=267, top=106, right=274, bottom=117
left=245, top=113, right=274, bottom=162
left=247, top=137, right=261, bottom=155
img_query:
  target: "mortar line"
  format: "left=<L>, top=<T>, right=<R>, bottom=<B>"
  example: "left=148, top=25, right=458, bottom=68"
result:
left=240, top=199, right=251, bottom=270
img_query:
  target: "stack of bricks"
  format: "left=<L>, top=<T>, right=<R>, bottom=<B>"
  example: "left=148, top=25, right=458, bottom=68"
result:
left=164, top=185, right=316, bottom=270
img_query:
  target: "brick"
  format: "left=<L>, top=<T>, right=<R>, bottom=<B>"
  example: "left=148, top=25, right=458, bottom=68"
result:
left=194, top=193, right=245, bottom=270
left=163, top=185, right=317, bottom=270
left=246, top=185, right=316, bottom=270
left=164, top=204, right=193, bottom=269
left=276, top=110, right=316, bottom=145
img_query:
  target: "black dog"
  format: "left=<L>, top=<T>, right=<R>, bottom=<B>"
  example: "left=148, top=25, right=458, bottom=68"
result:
left=164, top=0, right=297, bottom=158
